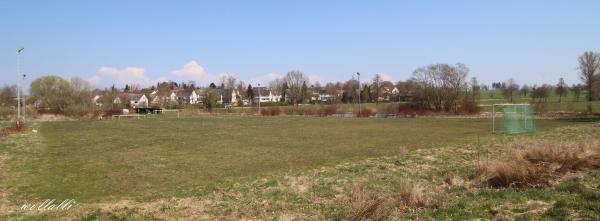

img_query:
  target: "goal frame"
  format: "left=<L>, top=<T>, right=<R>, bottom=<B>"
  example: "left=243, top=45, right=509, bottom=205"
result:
left=492, top=103, right=532, bottom=133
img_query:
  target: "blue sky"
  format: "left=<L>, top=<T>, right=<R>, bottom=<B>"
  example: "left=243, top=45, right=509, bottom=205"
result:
left=1, top=0, right=599, bottom=89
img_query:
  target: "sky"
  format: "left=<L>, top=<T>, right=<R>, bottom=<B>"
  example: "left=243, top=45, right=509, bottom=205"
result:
left=1, top=0, right=599, bottom=90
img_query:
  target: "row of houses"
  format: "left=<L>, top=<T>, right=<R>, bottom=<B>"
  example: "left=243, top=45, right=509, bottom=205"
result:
left=92, top=87, right=285, bottom=108
left=92, top=86, right=402, bottom=108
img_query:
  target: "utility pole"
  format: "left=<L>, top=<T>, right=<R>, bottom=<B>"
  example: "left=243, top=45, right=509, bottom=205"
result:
left=17, top=48, right=24, bottom=125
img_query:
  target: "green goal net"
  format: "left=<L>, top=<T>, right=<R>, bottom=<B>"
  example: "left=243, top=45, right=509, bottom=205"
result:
left=492, top=104, right=537, bottom=134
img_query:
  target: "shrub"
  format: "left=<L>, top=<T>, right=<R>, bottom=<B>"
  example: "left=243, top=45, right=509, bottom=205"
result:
left=394, top=182, right=440, bottom=210
left=398, top=107, right=428, bottom=117
left=474, top=157, right=552, bottom=188
left=474, top=138, right=600, bottom=188
left=270, top=108, right=281, bottom=116
left=0, top=122, right=25, bottom=138
left=321, top=105, right=337, bottom=116
left=355, top=108, right=373, bottom=118
left=282, top=107, right=296, bottom=115
left=64, top=105, right=92, bottom=117
left=302, top=107, right=316, bottom=116
left=261, top=108, right=281, bottom=116
left=0, top=107, right=14, bottom=120
left=377, top=104, right=399, bottom=116
left=91, top=110, right=102, bottom=119
left=260, top=108, right=270, bottom=116
left=104, top=109, right=123, bottom=117
left=458, top=99, right=481, bottom=114
left=344, top=185, right=391, bottom=221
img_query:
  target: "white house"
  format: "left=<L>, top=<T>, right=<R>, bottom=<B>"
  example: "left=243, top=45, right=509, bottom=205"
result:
left=255, top=88, right=281, bottom=103
left=189, top=90, right=200, bottom=104
left=92, top=95, right=102, bottom=106
left=129, top=94, right=148, bottom=108
left=169, top=92, right=178, bottom=103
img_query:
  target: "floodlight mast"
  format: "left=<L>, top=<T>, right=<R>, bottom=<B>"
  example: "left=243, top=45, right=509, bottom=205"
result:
left=17, top=48, right=24, bottom=125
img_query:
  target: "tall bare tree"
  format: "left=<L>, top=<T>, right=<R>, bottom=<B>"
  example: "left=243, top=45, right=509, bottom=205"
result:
left=411, top=63, right=468, bottom=112
left=502, top=78, right=519, bottom=103
left=69, top=77, right=93, bottom=106
left=555, top=78, right=567, bottom=103
left=469, top=77, right=480, bottom=101
left=283, top=70, right=308, bottom=105
left=225, top=75, right=237, bottom=90
left=578, top=51, right=600, bottom=111
left=269, top=78, right=285, bottom=96
left=372, top=74, right=382, bottom=104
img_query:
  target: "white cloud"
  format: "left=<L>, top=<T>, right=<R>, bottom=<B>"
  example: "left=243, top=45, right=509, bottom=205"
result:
left=86, top=75, right=101, bottom=86
left=308, top=74, right=323, bottom=84
left=172, top=60, right=206, bottom=78
left=248, top=72, right=282, bottom=86
left=378, top=73, right=394, bottom=82
left=264, top=72, right=282, bottom=81
left=98, top=66, right=148, bottom=84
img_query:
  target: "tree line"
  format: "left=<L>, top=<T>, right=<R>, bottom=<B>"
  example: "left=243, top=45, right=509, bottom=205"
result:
left=1, top=51, right=599, bottom=118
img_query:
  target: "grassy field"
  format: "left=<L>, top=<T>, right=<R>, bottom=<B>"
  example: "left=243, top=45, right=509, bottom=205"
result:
left=0, top=116, right=597, bottom=220
left=478, top=90, right=600, bottom=112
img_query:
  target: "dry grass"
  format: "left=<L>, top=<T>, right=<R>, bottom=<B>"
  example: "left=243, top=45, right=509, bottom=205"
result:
left=394, top=181, right=441, bottom=211
left=344, top=185, right=391, bottom=221
left=475, top=138, right=600, bottom=188
left=344, top=182, right=442, bottom=220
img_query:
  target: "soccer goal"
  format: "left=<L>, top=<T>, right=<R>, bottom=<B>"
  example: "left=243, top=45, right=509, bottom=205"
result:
left=492, top=104, right=537, bottom=134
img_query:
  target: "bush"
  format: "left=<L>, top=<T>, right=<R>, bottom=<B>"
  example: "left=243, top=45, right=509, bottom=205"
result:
left=394, top=182, right=441, bottom=210
left=458, top=99, right=481, bottom=114
left=398, top=107, right=428, bottom=117
left=64, top=105, right=92, bottom=117
left=302, top=107, right=316, bottom=116
left=377, top=103, right=399, bottom=115
left=0, top=107, right=14, bottom=120
left=104, top=109, right=123, bottom=117
left=355, top=108, right=373, bottom=118
left=319, top=105, right=337, bottom=117
left=261, top=108, right=281, bottom=116
left=474, top=139, right=600, bottom=188
left=344, top=185, right=391, bottom=221
left=0, top=122, right=25, bottom=138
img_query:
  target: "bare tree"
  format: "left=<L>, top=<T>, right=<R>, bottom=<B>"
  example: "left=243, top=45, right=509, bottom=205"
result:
left=69, top=77, right=93, bottom=107
left=572, top=84, right=583, bottom=102
left=502, top=78, right=519, bottom=103
left=555, top=78, right=567, bottom=103
left=283, top=70, right=308, bottom=105
left=578, top=51, right=600, bottom=111
left=225, top=75, right=237, bottom=90
left=469, top=77, right=480, bottom=101
left=219, top=74, right=227, bottom=88
left=0, top=85, right=17, bottom=107
left=236, top=81, right=245, bottom=98
left=269, top=77, right=285, bottom=96
left=372, top=74, right=382, bottom=104
left=411, top=63, right=468, bottom=112
left=520, top=84, right=530, bottom=97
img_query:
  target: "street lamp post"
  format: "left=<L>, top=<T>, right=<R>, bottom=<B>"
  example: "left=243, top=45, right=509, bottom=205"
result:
left=357, top=72, right=361, bottom=117
left=17, top=48, right=24, bottom=125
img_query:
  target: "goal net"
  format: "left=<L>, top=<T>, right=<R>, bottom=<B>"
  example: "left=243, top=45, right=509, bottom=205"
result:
left=492, top=104, right=537, bottom=134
